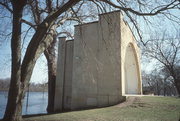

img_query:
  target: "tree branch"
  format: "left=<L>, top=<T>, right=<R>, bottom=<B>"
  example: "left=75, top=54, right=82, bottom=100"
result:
left=21, top=19, right=37, bottom=30
left=0, top=1, right=13, bottom=13
left=98, top=0, right=179, bottom=16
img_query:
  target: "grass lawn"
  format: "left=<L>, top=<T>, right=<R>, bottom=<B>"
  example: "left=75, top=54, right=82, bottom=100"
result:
left=24, top=96, right=180, bottom=121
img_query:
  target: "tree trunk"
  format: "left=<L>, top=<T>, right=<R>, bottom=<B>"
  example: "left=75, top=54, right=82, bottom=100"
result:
left=3, top=1, right=26, bottom=121
left=3, top=1, right=80, bottom=121
left=44, top=34, right=57, bottom=113
left=174, top=79, right=180, bottom=97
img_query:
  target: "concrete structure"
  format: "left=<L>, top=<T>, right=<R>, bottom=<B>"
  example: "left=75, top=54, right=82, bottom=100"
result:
left=54, top=11, right=142, bottom=112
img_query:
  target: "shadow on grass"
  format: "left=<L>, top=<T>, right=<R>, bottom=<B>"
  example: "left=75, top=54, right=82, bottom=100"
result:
left=23, top=112, right=56, bottom=118
left=23, top=101, right=123, bottom=119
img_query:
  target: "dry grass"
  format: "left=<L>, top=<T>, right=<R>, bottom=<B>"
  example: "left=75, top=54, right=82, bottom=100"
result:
left=24, top=96, right=180, bottom=121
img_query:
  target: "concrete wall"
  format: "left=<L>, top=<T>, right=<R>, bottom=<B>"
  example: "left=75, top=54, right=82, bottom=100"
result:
left=54, top=11, right=142, bottom=111
left=54, top=38, right=74, bottom=111
left=63, top=40, right=74, bottom=110
left=54, top=37, right=66, bottom=112
left=71, top=22, right=99, bottom=109
left=71, top=11, right=125, bottom=110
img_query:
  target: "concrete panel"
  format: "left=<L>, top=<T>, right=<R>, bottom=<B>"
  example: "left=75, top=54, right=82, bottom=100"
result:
left=54, top=38, right=74, bottom=111
left=97, top=95, right=109, bottom=107
left=71, top=22, right=99, bottom=110
left=87, top=97, right=97, bottom=107
left=98, top=12, right=121, bottom=96
left=71, top=11, right=123, bottom=110
left=63, top=40, right=74, bottom=110
left=54, top=37, right=66, bottom=112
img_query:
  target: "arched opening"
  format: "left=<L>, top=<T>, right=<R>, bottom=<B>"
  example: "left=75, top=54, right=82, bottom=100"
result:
left=124, top=43, right=140, bottom=94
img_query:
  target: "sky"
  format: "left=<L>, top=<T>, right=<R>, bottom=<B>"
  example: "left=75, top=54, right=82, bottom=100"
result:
left=0, top=42, right=48, bottom=84
left=0, top=1, right=179, bottom=84
left=0, top=10, right=49, bottom=84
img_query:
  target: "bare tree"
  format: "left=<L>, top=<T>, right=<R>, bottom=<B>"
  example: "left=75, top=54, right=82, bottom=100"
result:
left=2, top=1, right=27, bottom=121
left=143, top=31, right=180, bottom=96
left=1, top=1, right=81, bottom=121
left=0, top=0, right=97, bottom=115
left=142, top=69, right=177, bottom=96
left=93, top=0, right=180, bottom=42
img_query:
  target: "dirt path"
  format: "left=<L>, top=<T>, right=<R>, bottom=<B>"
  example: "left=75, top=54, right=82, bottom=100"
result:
left=116, top=96, right=141, bottom=108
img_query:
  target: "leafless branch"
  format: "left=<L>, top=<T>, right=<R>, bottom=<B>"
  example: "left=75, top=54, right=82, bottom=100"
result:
left=0, top=1, right=13, bottom=13
left=21, top=19, right=37, bottom=30
left=98, top=0, right=179, bottom=16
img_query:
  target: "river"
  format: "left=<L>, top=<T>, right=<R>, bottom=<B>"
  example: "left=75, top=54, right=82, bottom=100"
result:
left=0, top=91, right=48, bottom=119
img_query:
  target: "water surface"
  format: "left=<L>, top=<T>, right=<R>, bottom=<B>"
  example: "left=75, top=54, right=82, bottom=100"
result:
left=0, top=91, right=48, bottom=119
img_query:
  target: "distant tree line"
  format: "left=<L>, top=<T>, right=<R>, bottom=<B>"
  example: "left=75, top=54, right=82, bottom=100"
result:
left=0, top=78, right=48, bottom=92
left=142, top=70, right=178, bottom=96
left=142, top=32, right=180, bottom=96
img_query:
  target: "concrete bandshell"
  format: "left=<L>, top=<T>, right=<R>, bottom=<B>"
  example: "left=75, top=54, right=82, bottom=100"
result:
left=54, top=11, right=142, bottom=111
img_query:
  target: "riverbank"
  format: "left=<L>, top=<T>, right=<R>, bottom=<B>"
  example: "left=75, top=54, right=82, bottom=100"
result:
left=0, top=83, right=48, bottom=92
left=24, top=96, right=180, bottom=121
left=0, top=89, right=48, bottom=92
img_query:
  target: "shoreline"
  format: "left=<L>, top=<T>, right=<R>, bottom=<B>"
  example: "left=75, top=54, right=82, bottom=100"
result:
left=0, top=89, right=48, bottom=92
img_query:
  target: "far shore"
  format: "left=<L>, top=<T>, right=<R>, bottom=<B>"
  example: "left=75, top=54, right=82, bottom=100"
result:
left=0, top=89, right=48, bottom=92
